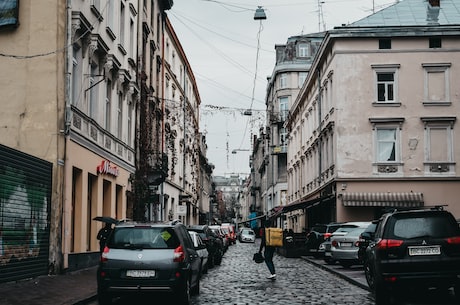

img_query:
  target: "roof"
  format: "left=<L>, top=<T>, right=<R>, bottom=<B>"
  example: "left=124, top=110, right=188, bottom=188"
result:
left=349, top=0, right=460, bottom=27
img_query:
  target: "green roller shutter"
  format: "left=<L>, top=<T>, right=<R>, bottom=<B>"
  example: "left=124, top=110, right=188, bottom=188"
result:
left=0, top=144, right=52, bottom=283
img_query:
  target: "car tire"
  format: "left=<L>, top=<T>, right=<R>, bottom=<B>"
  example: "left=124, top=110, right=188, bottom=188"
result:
left=177, top=278, right=191, bottom=305
left=203, top=261, right=208, bottom=274
left=97, top=291, right=112, bottom=305
left=363, top=261, right=375, bottom=290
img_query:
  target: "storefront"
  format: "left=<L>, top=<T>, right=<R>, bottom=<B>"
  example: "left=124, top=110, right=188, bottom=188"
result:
left=63, top=141, right=133, bottom=271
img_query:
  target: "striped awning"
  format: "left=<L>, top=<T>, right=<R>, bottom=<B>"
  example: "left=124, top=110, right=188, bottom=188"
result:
left=342, top=192, right=424, bottom=207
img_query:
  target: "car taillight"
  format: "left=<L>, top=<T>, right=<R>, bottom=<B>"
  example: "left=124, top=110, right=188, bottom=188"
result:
left=447, top=236, right=460, bottom=244
left=100, top=246, right=109, bottom=262
left=331, top=240, right=338, bottom=247
left=376, top=239, right=403, bottom=249
left=174, top=245, right=185, bottom=262
left=324, top=233, right=332, bottom=239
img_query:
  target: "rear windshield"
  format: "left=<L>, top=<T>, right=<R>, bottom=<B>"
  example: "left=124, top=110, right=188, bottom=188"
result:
left=107, top=227, right=180, bottom=249
left=389, top=214, right=459, bottom=239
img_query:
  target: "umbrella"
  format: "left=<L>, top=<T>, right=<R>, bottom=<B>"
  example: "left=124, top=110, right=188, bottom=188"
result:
left=93, top=216, right=119, bottom=225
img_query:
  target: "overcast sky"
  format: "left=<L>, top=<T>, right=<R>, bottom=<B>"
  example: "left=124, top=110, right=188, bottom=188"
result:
left=168, top=0, right=394, bottom=177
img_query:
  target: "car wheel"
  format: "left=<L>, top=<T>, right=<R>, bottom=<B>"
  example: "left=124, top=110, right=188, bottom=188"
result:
left=177, top=278, right=191, bottom=305
left=374, top=283, right=391, bottom=305
left=97, top=291, right=112, bottom=305
left=214, top=250, right=223, bottom=265
left=363, top=260, right=375, bottom=290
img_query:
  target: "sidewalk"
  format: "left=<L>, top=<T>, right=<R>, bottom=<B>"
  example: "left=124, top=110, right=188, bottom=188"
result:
left=0, top=266, right=97, bottom=305
left=301, top=256, right=370, bottom=291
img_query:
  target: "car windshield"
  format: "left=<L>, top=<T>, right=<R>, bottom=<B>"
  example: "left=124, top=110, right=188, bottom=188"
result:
left=390, top=214, right=459, bottom=239
left=108, top=227, right=180, bottom=249
left=242, top=229, right=254, bottom=235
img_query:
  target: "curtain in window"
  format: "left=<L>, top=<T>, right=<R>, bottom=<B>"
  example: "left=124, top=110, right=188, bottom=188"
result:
left=378, top=129, right=396, bottom=161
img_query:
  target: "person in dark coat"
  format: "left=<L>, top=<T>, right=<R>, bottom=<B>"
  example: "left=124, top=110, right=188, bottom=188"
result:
left=97, top=222, right=113, bottom=252
left=259, top=220, right=276, bottom=279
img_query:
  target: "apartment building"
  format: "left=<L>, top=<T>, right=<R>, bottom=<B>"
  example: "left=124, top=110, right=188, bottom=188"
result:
left=0, top=0, right=181, bottom=281
left=160, top=16, right=204, bottom=225
left=249, top=34, right=324, bottom=230
left=286, top=0, right=460, bottom=227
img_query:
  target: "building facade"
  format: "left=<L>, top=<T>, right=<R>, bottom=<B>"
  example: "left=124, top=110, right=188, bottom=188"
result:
left=250, top=34, right=324, bottom=230
left=286, top=0, right=460, bottom=227
left=0, top=0, right=211, bottom=282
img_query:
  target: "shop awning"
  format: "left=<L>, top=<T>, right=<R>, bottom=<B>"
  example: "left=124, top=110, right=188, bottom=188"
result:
left=342, top=192, right=424, bottom=207
left=282, top=195, right=335, bottom=213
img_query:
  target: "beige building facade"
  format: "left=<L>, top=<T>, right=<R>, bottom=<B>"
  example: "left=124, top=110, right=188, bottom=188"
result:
left=286, top=0, right=460, bottom=227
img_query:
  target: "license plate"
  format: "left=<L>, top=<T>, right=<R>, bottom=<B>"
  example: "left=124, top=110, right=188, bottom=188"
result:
left=126, top=270, right=156, bottom=278
left=325, top=252, right=332, bottom=257
left=340, top=242, right=353, bottom=247
left=408, top=246, right=441, bottom=256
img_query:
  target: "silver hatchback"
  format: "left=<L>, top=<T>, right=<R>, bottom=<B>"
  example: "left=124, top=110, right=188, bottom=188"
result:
left=97, top=221, right=201, bottom=305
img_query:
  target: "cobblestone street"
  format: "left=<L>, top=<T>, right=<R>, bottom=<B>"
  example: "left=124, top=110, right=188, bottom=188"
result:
left=191, top=240, right=373, bottom=305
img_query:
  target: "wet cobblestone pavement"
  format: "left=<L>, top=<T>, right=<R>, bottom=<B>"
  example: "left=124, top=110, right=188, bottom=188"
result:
left=191, top=240, right=374, bottom=305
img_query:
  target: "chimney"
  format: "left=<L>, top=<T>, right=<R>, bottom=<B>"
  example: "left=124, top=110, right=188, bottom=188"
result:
left=427, top=0, right=440, bottom=24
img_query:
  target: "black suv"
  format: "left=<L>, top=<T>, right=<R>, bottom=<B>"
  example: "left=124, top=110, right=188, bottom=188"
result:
left=363, top=207, right=460, bottom=304
left=97, top=220, right=201, bottom=305
left=188, top=225, right=223, bottom=267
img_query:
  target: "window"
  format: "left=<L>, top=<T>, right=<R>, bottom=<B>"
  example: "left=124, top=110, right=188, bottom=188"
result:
left=89, top=63, right=99, bottom=118
left=422, top=63, right=450, bottom=104
left=376, top=128, right=398, bottom=162
left=280, top=127, right=287, bottom=146
left=119, top=2, right=125, bottom=47
left=372, top=64, right=400, bottom=104
left=279, top=73, right=287, bottom=89
left=377, top=73, right=394, bottom=102
left=105, top=80, right=112, bottom=130
left=429, top=37, right=441, bottom=48
left=127, top=102, right=133, bottom=146
left=117, top=93, right=123, bottom=138
left=279, top=97, right=288, bottom=121
left=421, top=117, right=455, bottom=172
left=0, top=0, right=19, bottom=28
left=107, top=0, right=114, bottom=30
left=298, top=43, right=309, bottom=57
left=379, top=39, right=391, bottom=49
left=298, top=72, right=307, bottom=88
left=72, top=46, right=82, bottom=106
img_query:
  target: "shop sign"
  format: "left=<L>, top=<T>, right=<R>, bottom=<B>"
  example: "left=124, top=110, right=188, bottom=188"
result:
left=176, top=205, right=187, bottom=215
left=97, top=160, right=119, bottom=177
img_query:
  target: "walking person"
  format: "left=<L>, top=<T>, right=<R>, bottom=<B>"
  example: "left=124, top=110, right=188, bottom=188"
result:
left=259, top=220, right=276, bottom=280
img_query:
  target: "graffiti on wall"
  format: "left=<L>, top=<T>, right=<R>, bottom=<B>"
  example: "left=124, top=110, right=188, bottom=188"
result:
left=0, top=165, right=49, bottom=265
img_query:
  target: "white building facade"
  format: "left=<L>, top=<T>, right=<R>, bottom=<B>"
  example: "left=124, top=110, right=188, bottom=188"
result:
left=286, top=0, right=460, bottom=226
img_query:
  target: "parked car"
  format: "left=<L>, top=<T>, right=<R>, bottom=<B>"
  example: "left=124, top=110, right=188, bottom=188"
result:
left=97, top=220, right=201, bottom=305
left=239, top=228, right=256, bottom=243
left=188, top=231, right=209, bottom=278
left=187, top=225, right=223, bottom=267
left=357, top=221, right=378, bottom=264
left=363, top=207, right=460, bottom=305
left=210, top=225, right=229, bottom=252
left=305, top=222, right=343, bottom=258
left=321, top=222, right=371, bottom=264
left=221, top=223, right=236, bottom=244
left=330, top=222, right=371, bottom=268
